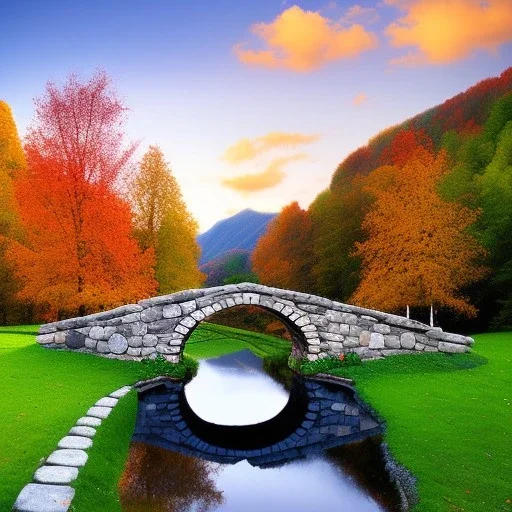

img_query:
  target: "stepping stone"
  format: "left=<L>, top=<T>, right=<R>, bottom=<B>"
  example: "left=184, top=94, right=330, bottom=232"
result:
left=76, top=416, right=101, bottom=427
left=110, top=386, right=131, bottom=398
left=69, top=425, right=96, bottom=438
left=86, top=406, right=112, bottom=419
left=95, top=396, right=118, bottom=407
left=33, top=465, right=79, bottom=485
left=58, top=436, right=93, bottom=450
left=46, top=449, right=88, bottom=467
left=13, top=483, right=74, bottom=512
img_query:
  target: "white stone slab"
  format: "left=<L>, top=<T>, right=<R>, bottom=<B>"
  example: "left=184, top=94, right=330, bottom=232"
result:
left=76, top=416, right=101, bottom=427
left=69, top=425, right=96, bottom=438
left=86, top=406, right=112, bottom=419
left=13, top=483, right=75, bottom=512
left=95, top=396, right=118, bottom=407
left=58, top=436, right=93, bottom=450
left=33, top=465, right=79, bottom=485
left=109, top=386, right=131, bottom=398
left=46, top=449, right=88, bottom=467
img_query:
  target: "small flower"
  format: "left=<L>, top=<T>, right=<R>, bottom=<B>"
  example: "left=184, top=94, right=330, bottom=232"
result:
left=338, top=353, right=345, bottom=362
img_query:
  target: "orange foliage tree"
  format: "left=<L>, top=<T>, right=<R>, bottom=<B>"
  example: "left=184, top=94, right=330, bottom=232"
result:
left=351, top=143, right=487, bottom=318
left=252, top=201, right=314, bottom=292
left=8, top=72, right=156, bottom=319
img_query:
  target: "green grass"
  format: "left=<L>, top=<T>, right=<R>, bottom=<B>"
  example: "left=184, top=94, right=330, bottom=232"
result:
left=0, top=322, right=289, bottom=511
left=329, top=332, right=512, bottom=512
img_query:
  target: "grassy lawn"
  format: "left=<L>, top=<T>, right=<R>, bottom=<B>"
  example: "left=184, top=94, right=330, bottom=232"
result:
left=0, top=323, right=289, bottom=511
left=1, top=324, right=510, bottom=512
left=330, top=332, right=512, bottom=512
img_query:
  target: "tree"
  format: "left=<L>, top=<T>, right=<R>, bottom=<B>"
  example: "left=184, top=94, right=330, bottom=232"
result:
left=351, top=144, right=487, bottom=318
left=130, top=146, right=204, bottom=293
left=0, top=101, right=26, bottom=324
left=7, top=72, right=156, bottom=319
left=252, top=202, right=314, bottom=292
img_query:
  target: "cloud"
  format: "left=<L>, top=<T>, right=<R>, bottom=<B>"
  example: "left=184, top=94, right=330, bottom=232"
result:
left=385, top=0, right=512, bottom=65
left=222, top=154, right=307, bottom=193
left=341, top=5, right=380, bottom=24
left=353, top=92, right=367, bottom=105
left=223, top=132, right=319, bottom=164
left=234, top=5, right=378, bottom=72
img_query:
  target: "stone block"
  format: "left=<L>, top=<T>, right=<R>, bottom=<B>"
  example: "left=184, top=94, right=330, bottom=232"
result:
left=131, top=321, right=147, bottom=336
left=327, top=322, right=340, bottom=333
left=13, top=483, right=75, bottom=512
left=202, top=305, right=215, bottom=317
left=142, top=334, right=158, bottom=347
left=89, top=326, right=104, bottom=340
left=384, top=335, right=400, bottom=349
left=400, top=332, right=416, bottom=349
left=110, top=386, right=131, bottom=398
left=191, top=309, right=205, bottom=321
left=58, top=435, right=93, bottom=450
left=141, top=347, right=156, bottom=356
left=96, top=341, right=110, bottom=353
left=156, top=345, right=181, bottom=354
left=181, top=300, right=197, bottom=314
left=427, top=330, right=474, bottom=345
left=175, top=324, right=189, bottom=335
left=343, top=336, right=359, bottom=348
left=359, top=330, right=371, bottom=346
left=121, top=312, right=141, bottom=323
left=96, top=397, right=118, bottom=407
left=309, top=346, right=320, bottom=354
left=306, top=354, right=318, bottom=361
left=295, top=315, right=310, bottom=327
left=85, top=338, right=97, bottom=350
left=46, top=449, right=88, bottom=467
left=54, top=331, right=66, bottom=344
left=415, top=342, right=425, bottom=351
left=65, top=330, right=86, bottom=349
left=328, top=341, right=344, bottom=353
left=128, top=336, right=142, bottom=348
left=33, top=465, right=79, bottom=485
left=369, top=332, right=385, bottom=349
left=180, top=316, right=196, bottom=328
left=86, top=406, right=112, bottom=419
left=108, top=333, right=128, bottom=354
left=147, top=319, right=179, bottom=334
left=349, top=325, right=363, bottom=336
left=281, top=305, right=294, bottom=316
left=141, top=306, right=163, bottom=323
left=320, top=332, right=344, bottom=342
left=301, top=323, right=316, bottom=332
left=127, top=347, right=142, bottom=357
left=76, top=416, right=101, bottom=427
left=69, top=426, right=96, bottom=438
left=373, top=323, right=391, bottom=334
left=212, top=302, right=222, bottom=311
left=163, top=304, right=182, bottom=318
left=438, top=342, right=469, bottom=353
left=307, top=338, right=320, bottom=345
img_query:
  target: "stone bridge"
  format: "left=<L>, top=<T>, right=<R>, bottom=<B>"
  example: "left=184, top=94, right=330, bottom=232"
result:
left=37, top=283, right=474, bottom=362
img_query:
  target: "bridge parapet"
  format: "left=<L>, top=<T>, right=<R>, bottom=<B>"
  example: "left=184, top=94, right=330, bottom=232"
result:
left=37, top=283, right=474, bottom=362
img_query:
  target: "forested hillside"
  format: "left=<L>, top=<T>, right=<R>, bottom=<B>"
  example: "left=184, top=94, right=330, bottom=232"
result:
left=253, top=67, right=512, bottom=333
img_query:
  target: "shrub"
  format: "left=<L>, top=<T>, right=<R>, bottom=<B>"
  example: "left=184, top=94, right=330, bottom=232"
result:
left=289, top=352, right=362, bottom=375
left=138, top=354, right=198, bottom=381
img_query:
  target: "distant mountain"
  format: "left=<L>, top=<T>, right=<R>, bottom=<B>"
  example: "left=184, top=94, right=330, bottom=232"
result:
left=198, top=209, right=276, bottom=265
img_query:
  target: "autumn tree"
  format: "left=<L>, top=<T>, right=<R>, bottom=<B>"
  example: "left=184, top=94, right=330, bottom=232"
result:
left=130, top=146, right=204, bottom=294
left=0, top=101, right=26, bottom=324
left=7, top=72, right=156, bottom=319
left=252, top=202, right=314, bottom=292
left=351, top=144, right=487, bottom=319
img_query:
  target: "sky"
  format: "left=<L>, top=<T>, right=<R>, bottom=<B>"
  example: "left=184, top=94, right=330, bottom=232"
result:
left=2, top=0, right=512, bottom=232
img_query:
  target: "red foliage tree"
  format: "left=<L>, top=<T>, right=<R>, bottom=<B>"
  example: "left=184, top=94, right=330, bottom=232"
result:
left=8, top=72, right=156, bottom=319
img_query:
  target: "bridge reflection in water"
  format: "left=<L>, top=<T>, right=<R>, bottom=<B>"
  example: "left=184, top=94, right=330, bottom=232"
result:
left=120, top=351, right=406, bottom=512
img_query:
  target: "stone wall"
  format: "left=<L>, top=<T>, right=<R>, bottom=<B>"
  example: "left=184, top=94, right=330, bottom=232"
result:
left=37, top=282, right=474, bottom=362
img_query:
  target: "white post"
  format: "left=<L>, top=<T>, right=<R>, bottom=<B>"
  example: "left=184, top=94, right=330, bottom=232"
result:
left=430, top=303, right=434, bottom=327
left=406, top=305, right=410, bottom=319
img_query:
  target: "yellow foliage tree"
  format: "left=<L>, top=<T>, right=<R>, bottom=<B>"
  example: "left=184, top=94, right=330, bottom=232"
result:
left=130, top=146, right=204, bottom=293
left=351, top=146, right=487, bottom=318
left=0, top=101, right=26, bottom=323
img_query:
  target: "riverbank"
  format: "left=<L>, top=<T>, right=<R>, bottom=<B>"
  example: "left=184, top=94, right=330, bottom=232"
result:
left=330, top=332, right=512, bottom=512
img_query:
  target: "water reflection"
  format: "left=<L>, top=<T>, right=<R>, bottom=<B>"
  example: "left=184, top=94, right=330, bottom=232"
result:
left=120, top=442, right=223, bottom=512
left=184, top=350, right=289, bottom=425
left=120, top=350, right=406, bottom=511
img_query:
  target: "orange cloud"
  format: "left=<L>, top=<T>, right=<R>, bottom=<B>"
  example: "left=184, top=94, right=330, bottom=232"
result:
left=222, top=154, right=307, bottom=193
left=234, top=5, right=378, bottom=72
left=385, top=0, right=512, bottom=65
left=223, top=132, right=319, bottom=164
left=353, top=92, right=367, bottom=105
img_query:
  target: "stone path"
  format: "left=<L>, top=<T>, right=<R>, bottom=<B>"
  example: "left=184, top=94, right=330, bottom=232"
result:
left=12, top=385, right=132, bottom=512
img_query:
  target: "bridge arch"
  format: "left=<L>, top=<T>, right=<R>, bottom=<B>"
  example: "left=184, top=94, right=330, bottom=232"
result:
left=36, top=282, right=475, bottom=362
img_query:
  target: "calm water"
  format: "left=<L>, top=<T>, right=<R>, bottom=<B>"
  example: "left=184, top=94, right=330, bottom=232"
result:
left=120, top=350, right=403, bottom=512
